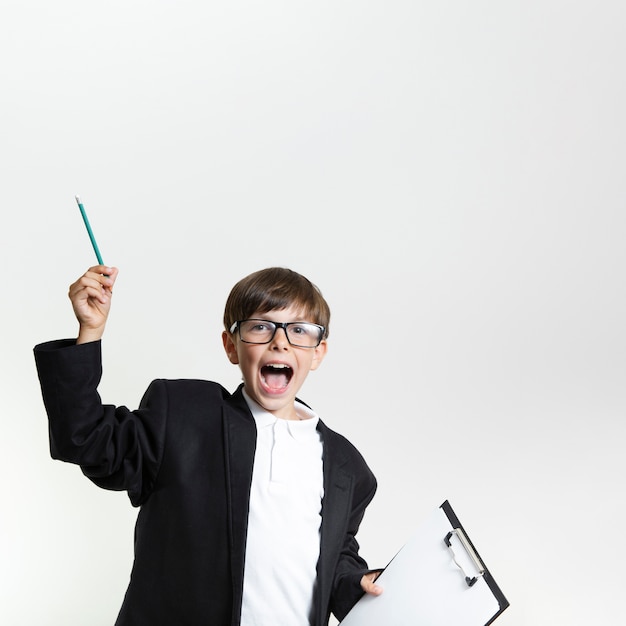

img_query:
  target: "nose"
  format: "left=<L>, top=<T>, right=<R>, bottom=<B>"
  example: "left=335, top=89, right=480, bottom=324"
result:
left=270, top=325, right=290, bottom=349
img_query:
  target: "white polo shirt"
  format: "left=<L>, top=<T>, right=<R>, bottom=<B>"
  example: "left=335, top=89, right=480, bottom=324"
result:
left=240, top=390, right=325, bottom=626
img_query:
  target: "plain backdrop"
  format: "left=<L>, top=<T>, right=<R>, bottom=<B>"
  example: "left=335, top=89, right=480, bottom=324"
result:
left=1, top=1, right=624, bottom=624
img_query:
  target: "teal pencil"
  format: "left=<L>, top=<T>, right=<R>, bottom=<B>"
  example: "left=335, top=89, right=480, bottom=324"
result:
left=75, top=195, right=104, bottom=265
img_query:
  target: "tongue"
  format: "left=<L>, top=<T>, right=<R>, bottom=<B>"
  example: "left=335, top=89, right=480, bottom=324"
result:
left=263, top=367, right=289, bottom=390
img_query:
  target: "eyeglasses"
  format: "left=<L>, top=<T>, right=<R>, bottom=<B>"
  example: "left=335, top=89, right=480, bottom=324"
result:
left=229, top=319, right=325, bottom=348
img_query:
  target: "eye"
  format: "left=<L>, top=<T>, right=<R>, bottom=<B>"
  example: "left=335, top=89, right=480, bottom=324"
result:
left=290, top=324, right=316, bottom=336
left=290, top=324, right=307, bottom=335
left=240, top=320, right=274, bottom=336
left=250, top=322, right=272, bottom=333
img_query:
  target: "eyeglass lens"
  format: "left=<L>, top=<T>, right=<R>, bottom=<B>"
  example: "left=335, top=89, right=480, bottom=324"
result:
left=238, top=320, right=322, bottom=347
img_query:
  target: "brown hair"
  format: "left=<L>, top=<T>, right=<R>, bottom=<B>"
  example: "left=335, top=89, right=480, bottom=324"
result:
left=223, top=267, right=330, bottom=339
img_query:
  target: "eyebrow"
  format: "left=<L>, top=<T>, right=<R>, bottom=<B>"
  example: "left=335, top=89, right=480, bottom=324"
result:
left=249, top=316, right=316, bottom=323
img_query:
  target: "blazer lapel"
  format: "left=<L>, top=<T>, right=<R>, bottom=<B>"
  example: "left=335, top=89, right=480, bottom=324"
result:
left=314, top=421, right=354, bottom=626
left=223, top=386, right=257, bottom=624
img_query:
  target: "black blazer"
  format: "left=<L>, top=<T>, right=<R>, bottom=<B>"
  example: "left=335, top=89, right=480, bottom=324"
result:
left=34, top=340, right=377, bottom=626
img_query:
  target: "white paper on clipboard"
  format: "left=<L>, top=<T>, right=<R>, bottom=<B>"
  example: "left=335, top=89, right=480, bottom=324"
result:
left=340, top=501, right=508, bottom=626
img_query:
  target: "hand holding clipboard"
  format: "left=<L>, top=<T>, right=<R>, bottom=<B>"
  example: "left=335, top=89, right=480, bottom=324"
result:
left=341, top=501, right=509, bottom=626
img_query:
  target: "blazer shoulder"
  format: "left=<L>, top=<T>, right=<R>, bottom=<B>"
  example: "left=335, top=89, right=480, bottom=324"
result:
left=318, top=420, right=364, bottom=456
left=143, top=378, right=249, bottom=416
left=318, top=420, right=376, bottom=483
left=151, top=377, right=231, bottom=396
left=142, top=378, right=239, bottom=412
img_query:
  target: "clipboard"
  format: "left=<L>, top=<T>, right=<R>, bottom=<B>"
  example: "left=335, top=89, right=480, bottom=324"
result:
left=340, top=500, right=509, bottom=625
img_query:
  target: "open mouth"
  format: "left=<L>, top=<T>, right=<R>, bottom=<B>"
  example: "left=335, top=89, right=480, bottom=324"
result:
left=261, top=363, right=293, bottom=391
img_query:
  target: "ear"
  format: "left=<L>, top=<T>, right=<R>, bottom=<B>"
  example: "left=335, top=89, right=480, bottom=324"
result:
left=309, top=340, right=328, bottom=371
left=222, top=330, right=240, bottom=364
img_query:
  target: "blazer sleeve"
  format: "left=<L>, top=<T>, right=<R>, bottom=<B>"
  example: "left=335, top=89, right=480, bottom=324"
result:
left=329, top=457, right=378, bottom=621
left=34, top=339, right=167, bottom=506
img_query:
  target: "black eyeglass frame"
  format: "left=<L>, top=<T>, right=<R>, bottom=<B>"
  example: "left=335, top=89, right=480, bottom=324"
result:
left=229, top=319, right=326, bottom=348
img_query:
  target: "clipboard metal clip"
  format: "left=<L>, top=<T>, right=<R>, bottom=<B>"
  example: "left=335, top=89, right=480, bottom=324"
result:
left=444, top=529, right=485, bottom=587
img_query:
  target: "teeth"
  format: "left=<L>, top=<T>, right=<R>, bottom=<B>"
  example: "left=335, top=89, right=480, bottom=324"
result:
left=267, top=363, right=290, bottom=369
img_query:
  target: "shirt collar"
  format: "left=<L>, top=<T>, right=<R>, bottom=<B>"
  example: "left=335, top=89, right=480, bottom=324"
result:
left=242, top=389, right=320, bottom=441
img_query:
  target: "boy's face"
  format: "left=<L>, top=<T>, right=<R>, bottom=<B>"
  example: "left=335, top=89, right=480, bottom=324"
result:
left=222, top=305, right=327, bottom=420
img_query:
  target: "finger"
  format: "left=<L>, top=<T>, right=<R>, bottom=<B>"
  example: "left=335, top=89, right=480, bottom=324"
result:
left=360, top=574, right=383, bottom=596
left=69, top=282, right=108, bottom=307
left=86, top=265, right=117, bottom=287
left=69, top=273, right=112, bottom=305
left=102, top=267, right=118, bottom=294
left=69, top=273, right=105, bottom=298
left=71, top=267, right=117, bottom=301
left=104, top=266, right=119, bottom=293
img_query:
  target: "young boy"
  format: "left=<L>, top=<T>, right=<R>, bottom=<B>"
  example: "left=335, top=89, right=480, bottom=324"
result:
left=34, top=265, right=381, bottom=626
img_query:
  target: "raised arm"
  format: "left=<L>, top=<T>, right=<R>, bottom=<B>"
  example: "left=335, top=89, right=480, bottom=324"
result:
left=35, top=264, right=168, bottom=505
left=68, top=265, right=118, bottom=344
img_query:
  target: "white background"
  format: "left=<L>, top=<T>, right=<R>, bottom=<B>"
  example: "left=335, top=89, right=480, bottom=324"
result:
left=1, top=1, right=624, bottom=624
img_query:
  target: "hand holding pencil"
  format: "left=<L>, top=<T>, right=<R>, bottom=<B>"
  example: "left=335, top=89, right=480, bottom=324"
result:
left=71, top=196, right=117, bottom=344
left=69, top=265, right=118, bottom=344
